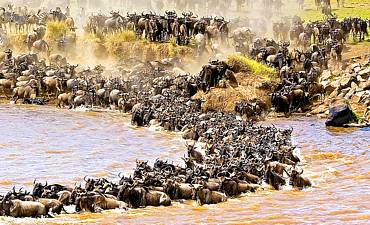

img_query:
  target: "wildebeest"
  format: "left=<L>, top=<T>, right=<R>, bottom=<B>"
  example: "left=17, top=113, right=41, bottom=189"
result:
left=32, top=39, right=50, bottom=57
left=1, top=196, right=48, bottom=218
left=286, top=169, right=312, bottom=189
left=118, top=184, right=171, bottom=208
left=193, top=186, right=227, bottom=205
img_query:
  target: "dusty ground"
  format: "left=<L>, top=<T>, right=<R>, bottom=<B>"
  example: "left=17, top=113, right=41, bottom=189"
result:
left=193, top=72, right=272, bottom=113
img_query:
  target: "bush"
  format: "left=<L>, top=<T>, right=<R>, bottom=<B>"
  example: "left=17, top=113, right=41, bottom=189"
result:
left=105, top=30, right=136, bottom=45
left=46, top=22, right=68, bottom=40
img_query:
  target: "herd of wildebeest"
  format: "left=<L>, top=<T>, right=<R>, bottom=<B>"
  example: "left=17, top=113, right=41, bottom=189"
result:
left=0, top=51, right=313, bottom=217
left=0, top=2, right=369, bottom=219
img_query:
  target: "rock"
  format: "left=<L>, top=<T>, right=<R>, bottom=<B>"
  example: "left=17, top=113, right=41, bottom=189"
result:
left=325, top=98, right=354, bottom=127
left=355, top=91, right=366, bottom=98
left=358, top=68, right=370, bottom=80
left=357, top=75, right=365, bottom=82
left=354, top=66, right=362, bottom=73
left=332, top=70, right=341, bottom=77
left=328, top=88, right=339, bottom=98
left=351, top=95, right=360, bottom=103
left=339, top=76, right=353, bottom=89
left=344, top=88, right=355, bottom=99
left=363, top=59, right=370, bottom=66
left=350, top=63, right=360, bottom=71
left=351, top=56, right=362, bottom=61
left=321, top=80, right=329, bottom=87
left=341, top=87, right=351, bottom=95
left=324, top=83, right=336, bottom=95
left=359, top=81, right=370, bottom=91
left=321, top=70, right=332, bottom=81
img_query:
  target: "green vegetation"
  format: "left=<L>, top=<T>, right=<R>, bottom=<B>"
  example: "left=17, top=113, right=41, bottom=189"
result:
left=227, top=55, right=277, bottom=81
left=350, top=111, right=361, bottom=123
left=302, top=0, right=370, bottom=21
left=46, top=22, right=68, bottom=40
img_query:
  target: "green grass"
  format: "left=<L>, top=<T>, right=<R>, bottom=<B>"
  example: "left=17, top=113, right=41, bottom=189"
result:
left=302, top=0, right=370, bottom=21
left=227, top=55, right=277, bottom=81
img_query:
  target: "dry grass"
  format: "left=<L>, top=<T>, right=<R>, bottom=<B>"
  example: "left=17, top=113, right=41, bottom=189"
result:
left=81, top=29, right=194, bottom=60
left=46, top=22, right=68, bottom=41
left=8, top=34, right=27, bottom=52
left=105, top=30, right=136, bottom=45
left=105, top=41, right=193, bottom=61
left=194, top=73, right=272, bottom=112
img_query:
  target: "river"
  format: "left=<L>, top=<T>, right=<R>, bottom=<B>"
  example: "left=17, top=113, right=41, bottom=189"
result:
left=0, top=105, right=369, bottom=224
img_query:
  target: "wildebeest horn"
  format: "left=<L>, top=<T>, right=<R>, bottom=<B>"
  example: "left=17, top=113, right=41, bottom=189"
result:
left=84, top=175, right=88, bottom=182
left=284, top=169, right=291, bottom=177
left=33, top=179, right=36, bottom=185
left=118, top=172, right=123, bottom=178
left=299, top=169, right=304, bottom=175
left=45, top=181, right=48, bottom=186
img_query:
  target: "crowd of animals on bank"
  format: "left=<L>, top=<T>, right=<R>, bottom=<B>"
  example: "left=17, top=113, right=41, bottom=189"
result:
left=1, top=7, right=368, bottom=115
left=238, top=15, right=368, bottom=114
left=0, top=29, right=315, bottom=218
left=0, top=5, right=74, bottom=33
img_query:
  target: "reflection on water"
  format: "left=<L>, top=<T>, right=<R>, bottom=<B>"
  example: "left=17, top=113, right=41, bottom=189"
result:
left=0, top=106, right=369, bottom=224
left=0, top=105, right=185, bottom=193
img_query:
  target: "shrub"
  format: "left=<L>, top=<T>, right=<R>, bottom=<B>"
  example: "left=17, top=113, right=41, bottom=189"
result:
left=46, top=21, right=68, bottom=40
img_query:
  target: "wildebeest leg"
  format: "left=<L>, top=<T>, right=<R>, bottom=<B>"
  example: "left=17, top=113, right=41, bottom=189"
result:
left=12, top=95, right=18, bottom=104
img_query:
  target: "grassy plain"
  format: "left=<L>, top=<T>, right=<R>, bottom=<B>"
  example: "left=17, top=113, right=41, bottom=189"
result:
left=301, top=0, right=370, bottom=21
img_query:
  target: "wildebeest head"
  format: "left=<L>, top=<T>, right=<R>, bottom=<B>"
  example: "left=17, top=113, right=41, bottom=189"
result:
left=32, top=179, right=47, bottom=197
left=84, top=176, right=96, bottom=192
left=1, top=191, right=14, bottom=215
left=75, top=193, right=95, bottom=212
left=163, top=179, right=177, bottom=199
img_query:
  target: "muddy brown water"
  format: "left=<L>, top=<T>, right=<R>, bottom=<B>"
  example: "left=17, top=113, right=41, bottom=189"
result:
left=0, top=105, right=369, bottom=224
